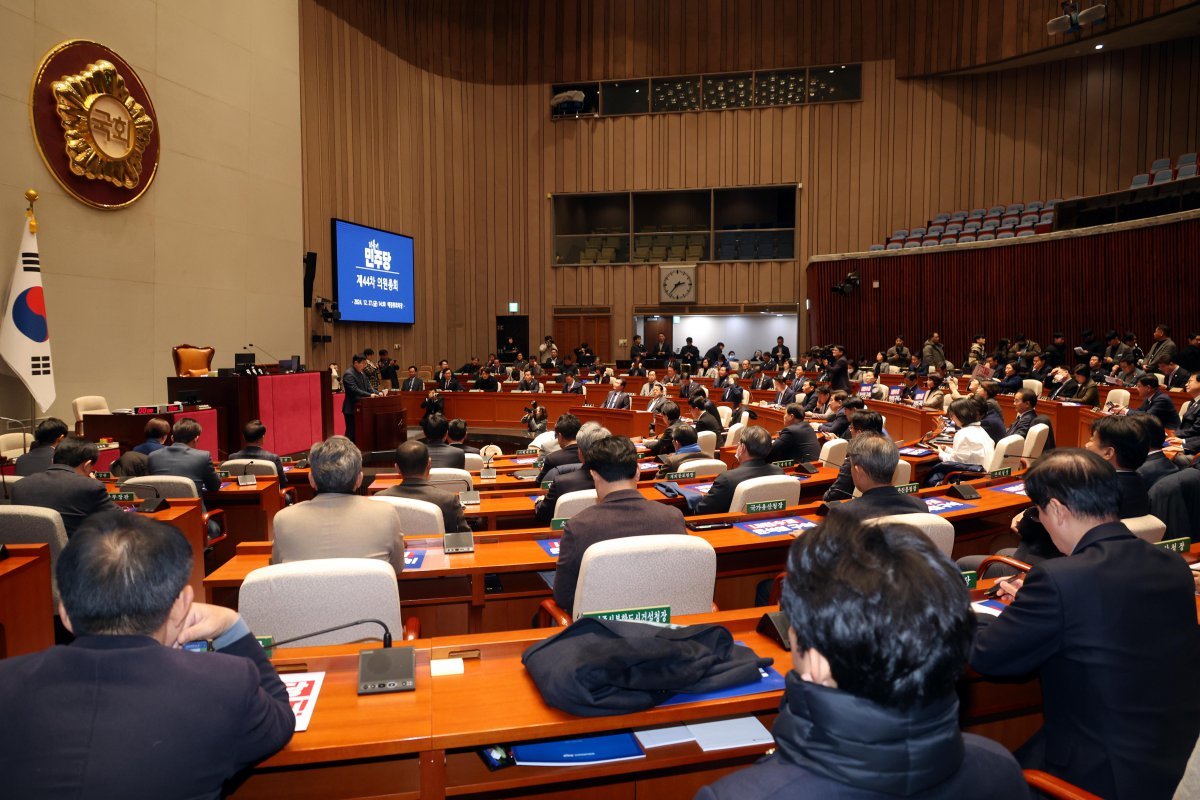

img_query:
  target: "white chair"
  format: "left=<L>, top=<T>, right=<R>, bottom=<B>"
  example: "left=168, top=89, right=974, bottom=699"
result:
left=696, top=430, right=718, bottom=457
left=1022, top=379, right=1043, bottom=396
left=479, top=444, right=503, bottom=462
left=1107, top=388, right=1131, bottom=408
left=677, top=458, right=728, bottom=477
left=1121, top=514, right=1166, bottom=543
left=819, top=438, right=849, bottom=468
left=871, top=512, right=955, bottom=556
left=717, top=406, right=733, bottom=428
left=0, top=474, right=22, bottom=496
left=124, top=475, right=203, bottom=499
left=729, top=475, right=803, bottom=512
left=891, top=459, right=912, bottom=486
left=563, top=534, right=716, bottom=621
left=1021, top=423, right=1050, bottom=461
left=553, top=489, right=597, bottom=520
left=739, top=411, right=750, bottom=425
left=463, top=453, right=484, bottom=471
left=1181, top=400, right=1191, bottom=418
left=0, top=432, right=33, bottom=459
left=221, top=458, right=278, bottom=476
left=0, top=506, right=68, bottom=605
left=369, top=496, right=445, bottom=535
left=1154, top=373, right=1166, bottom=386
left=725, top=422, right=746, bottom=449
left=986, top=434, right=1025, bottom=473
left=428, top=467, right=472, bottom=494
left=71, top=395, right=109, bottom=434
left=530, top=430, right=560, bottom=454
left=239, top=558, right=417, bottom=647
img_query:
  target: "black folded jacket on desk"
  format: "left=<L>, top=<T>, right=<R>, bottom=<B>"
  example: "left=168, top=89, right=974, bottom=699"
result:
left=522, top=617, right=773, bottom=716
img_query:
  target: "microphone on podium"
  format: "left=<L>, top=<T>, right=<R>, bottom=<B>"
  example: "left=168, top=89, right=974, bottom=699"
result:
left=245, top=342, right=280, bottom=362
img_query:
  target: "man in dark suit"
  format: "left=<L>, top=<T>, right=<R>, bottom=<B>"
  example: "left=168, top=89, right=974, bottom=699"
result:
left=435, top=368, right=463, bottom=392
left=473, top=367, right=500, bottom=392
left=1086, top=415, right=1151, bottom=517
left=516, top=369, right=543, bottom=393
left=822, top=409, right=884, bottom=501
left=148, top=417, right=221, bottom=493
left=644, top=401, right=686, bottom=457
left=132, top=417, right=171, bottom=456
left=11, top=436, right=117, bottom=537
left=447, top=418, right=479, bottom=454
left=972, top=450, right=1200, bottom=799
left=825, top=344, right=851, bottom=393
left=769, top=375, right=795, bottom=408
left=561, top=372, right=584, bottom=394
left=553, top=436, right=686, bottom=613
left=1006, top=389, right=1039, bottom=438
left=535, top=413, right=582, bottom=484
left=650, top=332, right=672, bottom=359
left=826, top=434, right=927, bottom=521
left=655, top=425, right=708, bottom=476
left=342, top=354, right=380, bottom=442
left=15, top=417, right=69, bottom=476
left=228, top=419, right=285, bottom=477
left=677, top=336, right=699, bottom=366
left=816, top=391, right=850, bottom=438
left=696, top=427, right=783, bottom=515
left=769, top=336, right=791, bottom=365
left=400, top=365, right=425, bottom=391
left=699, top=514, right=1026, bottom=800
left=1126, top=375, right=1180, bottom=429
left=535, top=422, right=608, bottom=525
left=718, top=372, right=743, bottom=407
left=1167, top=372, right=1200, bottom=453
left=767, top=404, right=821, bottom=465
left=600, top=377, right=632, bottom=409
left=703, top=341, right=725, bottom=366
left=749, top=366, right=773, bottom=391
left=379, top=440, right=470, bottom=533
left=1159, top=357, right=1189, bottom=390
left=1132, top=415, right=1179, bottom=490
left=0, top=513, right=294, bottom=798
left=420, top=414, right=466, bottom=470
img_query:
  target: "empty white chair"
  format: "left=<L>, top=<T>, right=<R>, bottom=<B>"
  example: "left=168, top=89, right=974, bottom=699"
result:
left=1021, top=423, right=1050, bottom=461
left=819, top=438, right=849, bottom=468
left=124, top=475, right=203, bottom=499
left=872, top=513, right=955, bottom=556
left=71, top=395, right=110, bottom=434
left=0, top=432, right=33, bottom=460
left=239, top=558, right=414, bottom=647
left=368, top=495, right=445, bottom=535
left=569, top=534, right=716, bottom=620
left=0, top=506, right=68, bottom=604
left=427, top=467, right=472, bottom=494
left=1021, top=379, right=1043, bottom=396
left=463, top=452, right=484, bottom=471
left=530, top=430, right=560, bottom=454
left=987, top=434, right=1025, bottom=473
left=717, top=406, right=733, bottom=428
left=696, top=430, right=718, bottom=457
left=221, top=458, right=278, bottom=476
left=729, top=475, right=803, bottom=512
left=553, top=489, right=597, bottom=520
left=1121, top=514, right=1166, bottom=544
left=677, top=458, right=728, bottom=477
left=725, top=422, right=746, bottom=449
left=1107, top=388, right=1131, bottom=408
left=891, top=459, right=912, bottom=486
left=1181, top=400, right=1192, bottom=418
left=479, top=444, right=503, bottom=462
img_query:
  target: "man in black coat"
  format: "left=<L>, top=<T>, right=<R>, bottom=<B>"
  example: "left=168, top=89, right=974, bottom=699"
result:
left=341, top=354, right=381, bottom=441
left=0, top=513, right=294, bottom=798
left=972, top=450, right=1200, bottom=799
left=826, top=434, right=926, bottom=521
left=379, top=440, right=470, bottom=533
left=1126, top=375, right=1181, bottom=429
left=552, top=436, right=686, bottom=613
left=11, top=437, right=117, bottom=537
left=420, top=414, right=466, bottom=470
left=696, top=426, right=783, bottom=515
left=769, top=375, right=796, bottom=408
left=826, top=344, right=852, bottom=393
left=1005, top=389, right=1039, bottom=439
left=1167, top=372, right=1200, bottom=453
left=535, top=413, right=582, bottom=484
left=767, top=404, right=820, bottom=465
left=14, top=417, right=68, bottom=476
left=1132, top=415, right=1179, bottom=490
left=148, top=417, right=221, bottom=493
left=535, top=422, right=609, bottom=525
left=227, top=419, right=285, bottom=477
left=1086, top=414, right=1152, bottom=517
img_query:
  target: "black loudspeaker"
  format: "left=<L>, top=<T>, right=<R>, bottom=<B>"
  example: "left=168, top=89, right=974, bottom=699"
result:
left=949, top=483, right=981, bottom=500
left=757, top=611, right=792, bottom=651
left=357, top=646, right=416, bottom=695
left=303, top=252, right=317, bottom=308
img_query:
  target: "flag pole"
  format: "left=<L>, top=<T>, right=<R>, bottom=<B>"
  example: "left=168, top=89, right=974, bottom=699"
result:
left=22, top=188, right=38, bottom=453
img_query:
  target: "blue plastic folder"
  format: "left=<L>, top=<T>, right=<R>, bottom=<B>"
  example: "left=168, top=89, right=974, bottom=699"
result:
left=511, top=731, right=644, bottom=766
left=658, top=666, right=786, bottom=707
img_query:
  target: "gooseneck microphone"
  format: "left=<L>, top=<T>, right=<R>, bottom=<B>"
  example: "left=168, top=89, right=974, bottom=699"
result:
left=245, top=342, right=280, bottom=362
left=270, top=618, right=393, bottom=649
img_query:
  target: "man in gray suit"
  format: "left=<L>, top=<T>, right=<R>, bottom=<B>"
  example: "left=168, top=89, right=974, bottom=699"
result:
left=379, top=440, right=470, bottom=533
left=420, top=414, right=466, bottom=469
left=696, top=426, right=783, bottom=515
left=148, top=418, right=221, bottom=494
left=272, top=435, right=405, bottom=572
left=11, top=437, right=117, bottom=537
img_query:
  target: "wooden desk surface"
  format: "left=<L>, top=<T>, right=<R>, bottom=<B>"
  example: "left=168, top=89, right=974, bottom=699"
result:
left=0, top=543, right=54, bottom=658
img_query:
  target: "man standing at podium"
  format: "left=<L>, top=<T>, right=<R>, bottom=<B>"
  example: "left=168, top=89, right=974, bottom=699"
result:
left=342, top=354, right=382, bottom=443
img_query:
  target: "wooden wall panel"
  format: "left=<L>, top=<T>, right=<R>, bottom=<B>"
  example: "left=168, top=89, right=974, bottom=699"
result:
left=300, top=0, right=1200, bottom=371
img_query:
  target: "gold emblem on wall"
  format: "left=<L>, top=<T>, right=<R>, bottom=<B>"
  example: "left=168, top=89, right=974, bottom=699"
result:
left=30, top=41, right=160, bottom=209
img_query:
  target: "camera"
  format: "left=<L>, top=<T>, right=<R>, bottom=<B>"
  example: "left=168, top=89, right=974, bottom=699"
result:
left=522, top=400, right=539, bottom=414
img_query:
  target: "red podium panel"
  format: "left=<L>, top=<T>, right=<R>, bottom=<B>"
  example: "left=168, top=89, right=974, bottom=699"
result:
left=255, top=372, right=326, bottom=455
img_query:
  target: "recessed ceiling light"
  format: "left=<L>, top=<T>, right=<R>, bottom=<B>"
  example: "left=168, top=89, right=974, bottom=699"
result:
left=1094, top=43, right=1104, bottom=50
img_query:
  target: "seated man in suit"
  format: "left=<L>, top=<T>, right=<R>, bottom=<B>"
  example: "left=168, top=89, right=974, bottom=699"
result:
left=446, top=418, right=480, bottom=454
left=380, top=440, right=470, bottom=533
left=600, top=377, right=632, bottom=410
left=132, top=417, right=171, bottom=456
left=228, top=419, right=285, bottom=477
left=826, top=434, right=926, bottom=521
left=553, top=435, right=686, bottom=613
left=436, top=368, right=464, bottom=392
left=749, top=365, right=773, bottom=391
left=1084, top=415, right=1151, bottom=517
left=473, top=367, right=500, bottom=392
left=420, top=414, right=466, bottom=470
left=535, top=422, right=609, bottom=525
left=655, top=425, right=707, bottom=477
left=768, top=375, right=795, bottom=408
left=822, top=409, right=883, bottom=502
left=1062, top=365, right=1100, bottom=406
left=1166, top=372, right=1200, bottom=453
left=816, top=391, right=850, bottom=438
left=14, top=416, right=68, bottom=476
left=700, top=513, right=1025, bottom=800
left=1114, top=355, right=1145, bottom=387
left=640, top=370, right=660, bottom=394
left=1005, top=389, right=1039, bottom=438
left=1123, top=375, right=1180, bottom=429
left=972, top=450, right=1200, bottom=799
left=644, top=400, right=686, bottom=457
left=1159, top=357, right=1189, bottom=391
left=689, top=395, right=723, bottom=437
left=644, top=382, right=668, bottom=414
left=515, top=368, right=543, bottom=393
left=1133, top=414, right=1178, bottom=490
left=0, top=513, right=294, bottom=798
left=561, top=372, right=584, bottom=394
left=272, top=435, right=405, bottom=572
left=661, top=365, right=680, bottom=385
left=400, top=364, right=425, bottom=391
left=148, top=417, right=220, bottom=494
left=11, top=436, right=117, bottom=537
left=717, top=371, right=744, bottom=408
left=696, top=426, right=782, bottom=515
left=768, top=403, right=821, bottom=465
left=535, top=413, right=582, bottom=484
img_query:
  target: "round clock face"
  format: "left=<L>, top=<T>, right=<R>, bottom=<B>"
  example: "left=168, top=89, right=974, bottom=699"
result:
left=662, top=269, right=694, bottom=300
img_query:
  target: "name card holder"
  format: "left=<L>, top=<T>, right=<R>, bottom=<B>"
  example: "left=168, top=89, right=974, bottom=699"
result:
left=744, top=499, right=786, bottom=514
left=961, top=570, right=978, bottom=589
left=664, top=471, right=695, bottom=480
left=582, top=606, right=671, bottom=624
left=1156, top=537, right=1190, bottom=554
left=896, top=482, right=921, bottom=495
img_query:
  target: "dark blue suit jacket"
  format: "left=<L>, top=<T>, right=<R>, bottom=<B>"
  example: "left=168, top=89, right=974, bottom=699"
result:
left=1130, top=391, right=1181, bottom=429
left=0, top=631, right=294, bottom=799
left=148, top=443, right=221, bottom=492
left=767, top=423, right=820, bottom=465
left=14, top=443, right=54, bottom=476
left=826, top=485, right=927, bottom=521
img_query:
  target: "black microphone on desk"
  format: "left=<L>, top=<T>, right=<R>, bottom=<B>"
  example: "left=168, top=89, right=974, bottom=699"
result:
left=130, top=483, right=169, bottom=513
left=270, top=618, right=393, bottom=649
left=267, top=620, right=419, bottom=696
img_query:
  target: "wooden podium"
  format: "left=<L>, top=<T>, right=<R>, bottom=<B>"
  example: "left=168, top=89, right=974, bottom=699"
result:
left=353, top=394, right=408, bottom=452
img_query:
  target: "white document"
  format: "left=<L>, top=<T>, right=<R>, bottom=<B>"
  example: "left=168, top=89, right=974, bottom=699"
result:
left=430, top=657, right=465, bottom=677
left=686, top=716, right=774, bottom=752
left=281, top=671, right=325, bottom=732
left=634, top=725, right=695, bottom=749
